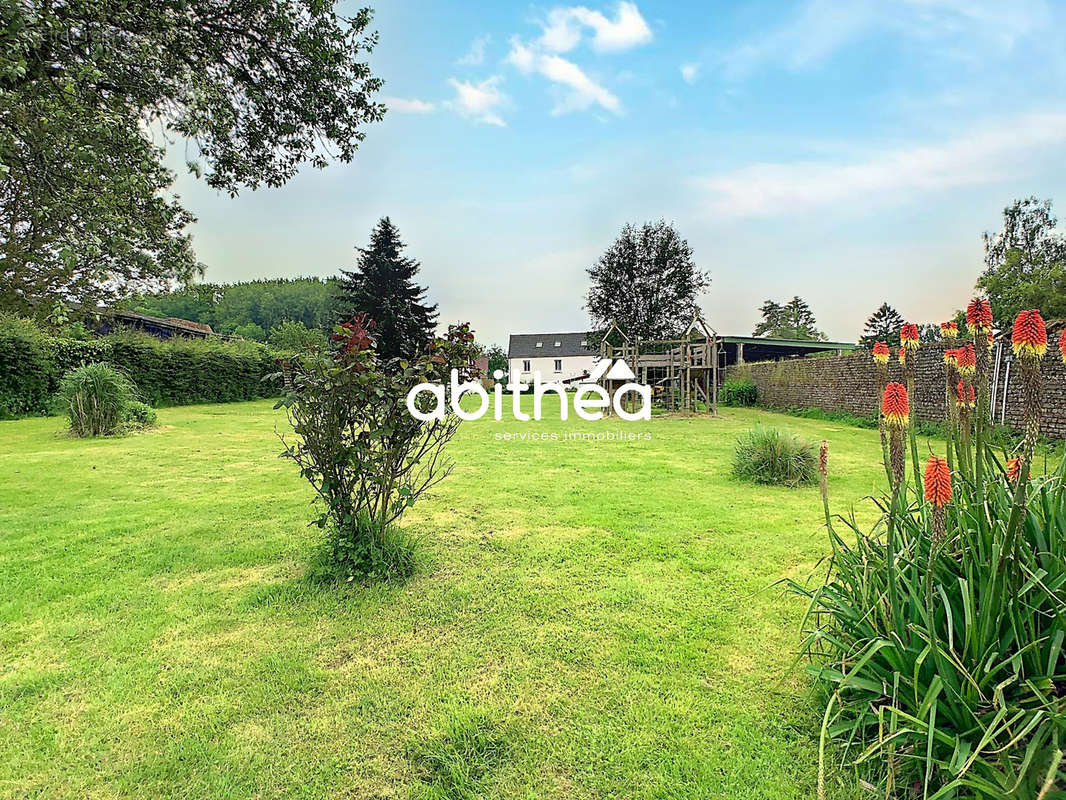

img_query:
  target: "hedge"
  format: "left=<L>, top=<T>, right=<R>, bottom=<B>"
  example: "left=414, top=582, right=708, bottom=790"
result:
left=0, top=316, right=281, bottom=417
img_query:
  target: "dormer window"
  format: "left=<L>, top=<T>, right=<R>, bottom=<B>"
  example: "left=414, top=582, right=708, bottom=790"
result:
left=535, top=341, right=542, bottom=348
left=580, top=339, right=588, bottom=346
left=554, top=341, right=561, bottom=347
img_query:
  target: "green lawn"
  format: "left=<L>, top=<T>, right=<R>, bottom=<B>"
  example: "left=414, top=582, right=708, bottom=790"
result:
left=0, top=399, right=902, bottom=799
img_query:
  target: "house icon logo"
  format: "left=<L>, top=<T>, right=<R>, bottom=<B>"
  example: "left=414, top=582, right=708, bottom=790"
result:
left=586, top=358, right=636, bottom=383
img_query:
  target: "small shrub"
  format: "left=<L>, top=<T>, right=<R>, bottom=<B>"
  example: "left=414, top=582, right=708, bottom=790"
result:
left=59, top=363, right=137, bottom=436
left=408, top=707, right=510, bottom=800
left=123, top=401, right=157, bottom=429
left=720, top=376, right=757, bottom=407
left=732, top=427, right=816, bottom=487
left=308, top=515, right=418, bottom=583
left=278, top=317, right=479, bottom=583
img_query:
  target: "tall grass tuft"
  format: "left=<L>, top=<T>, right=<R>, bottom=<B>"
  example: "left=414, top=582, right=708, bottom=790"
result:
left=733, top=427, right=817, bottom=487
left=59, top=363, right=139, bottom=436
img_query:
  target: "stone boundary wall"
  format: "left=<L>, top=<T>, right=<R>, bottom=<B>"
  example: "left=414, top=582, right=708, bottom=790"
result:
left=733, top=341, right=1066, bottom=439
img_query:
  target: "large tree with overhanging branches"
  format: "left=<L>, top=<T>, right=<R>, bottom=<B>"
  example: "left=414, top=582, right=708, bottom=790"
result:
left=0, top=1, right=385, bottom=316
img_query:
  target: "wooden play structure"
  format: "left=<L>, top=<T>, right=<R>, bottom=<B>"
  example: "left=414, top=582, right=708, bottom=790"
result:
left=599, top=315, right=719, bottom=414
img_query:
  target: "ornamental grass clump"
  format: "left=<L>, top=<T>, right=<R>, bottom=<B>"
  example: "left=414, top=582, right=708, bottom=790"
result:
left=732, top=427, right=817, bottom=488
left=795, top=303, right=1066, bottom=798
left=58, top=362, right=154, bottom=436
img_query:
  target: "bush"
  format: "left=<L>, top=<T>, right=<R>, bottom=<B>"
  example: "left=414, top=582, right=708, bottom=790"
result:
left=732, top=427, right=816, bottom=487
left=278, top=317, right=479, bottom=582
left=123, top=401, right=157, bottom=429
left=720, top=376, right=757, bottom=407
left=59, top=363, right=138, bottom=436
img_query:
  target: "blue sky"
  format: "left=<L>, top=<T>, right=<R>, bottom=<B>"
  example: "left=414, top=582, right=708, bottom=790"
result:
left=172, top=0, right=1066, bottom=346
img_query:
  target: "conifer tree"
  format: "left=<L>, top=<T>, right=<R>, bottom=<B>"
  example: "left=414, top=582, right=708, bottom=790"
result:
left=861, top=302, right=906, bottom=348
left=336, top=218, right=438, bottom=360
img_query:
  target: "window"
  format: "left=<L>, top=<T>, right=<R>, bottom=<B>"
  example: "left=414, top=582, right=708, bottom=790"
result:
left=580, top=339, right=588, bottom=346
left=554, top=359, right=562, bottom=371
left=554, top=341, right=561, bottom=347
left=522, top=360, right=530, bottom=372
left=535, top=341, right=542, bottom=348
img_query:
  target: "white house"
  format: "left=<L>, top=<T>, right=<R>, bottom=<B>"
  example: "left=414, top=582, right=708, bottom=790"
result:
left=507, top=332, right=598, bottom=385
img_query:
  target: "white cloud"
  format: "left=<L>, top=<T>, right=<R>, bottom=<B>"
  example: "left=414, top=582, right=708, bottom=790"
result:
left=447, top=76, right=509, bottom=126
left=506, top=37, right=537, bottom=73
left=538, top=2, right=652, bottom=53
left=701, top=111, right=1066, bottom=217
left=458, top=34, right=490, bottom=66
left=540, top=55, right=621, bottom=114
left=507, top=39, right=621, bottom=114
left=385, top=96, right=436, bottom=114
left=680, top=62, right=700, bottom=84
left=719, top=0, right=1050, bottom=78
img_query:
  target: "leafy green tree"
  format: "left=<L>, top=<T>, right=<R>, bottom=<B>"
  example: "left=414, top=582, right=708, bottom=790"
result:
left=232, top=322, right=267, bottom=342
left=978, top=197, right=1066, bottom=327
left=860, top=302, right=906, bottom=347
left=268, top=320, right=328, bottom=353
left=0, top=1, right=384, bottom=315
left=585, top=220, right=709, bottom=340
left=485, top=344, right=508, bottom=378
left=335, top=218, right=438, bottom=360
left=754, top=296, right=825, bottom=340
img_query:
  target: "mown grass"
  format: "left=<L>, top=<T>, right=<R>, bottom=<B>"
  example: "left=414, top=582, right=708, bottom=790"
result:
left=0, top=398, right=910, bottom=799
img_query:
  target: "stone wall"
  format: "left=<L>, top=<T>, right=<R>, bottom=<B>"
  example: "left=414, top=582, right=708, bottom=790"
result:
left=733, top=341, right=1066, bottom=439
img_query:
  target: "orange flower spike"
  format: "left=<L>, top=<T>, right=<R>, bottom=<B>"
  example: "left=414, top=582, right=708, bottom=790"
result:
left=940, top=321, right=958, bottom=340
left=956, top=344, right=976, bottom=377
left=943, top=348, right=957, bottom=366
left=901, top=323, right=920, bottom=351
left=898, top=346, right=907, bottom=366
left=1012, top=309, right=1048, bottom=361
left=967, top=298, right=993, bottom=334
left=872, top=340, right=890, bottom=366
left=967, top=384, right=975, bottom=408
left=882, top=382, right=909, bottom=429
left=923, top=456, right=951, bottom=507
left=1006, top=456, right=1022, bottom=482
left=1060, top=328, right=1066, bottom=363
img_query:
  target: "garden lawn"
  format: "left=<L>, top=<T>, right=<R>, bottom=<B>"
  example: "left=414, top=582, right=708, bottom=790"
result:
left=0, top=399, right=906, bottom=799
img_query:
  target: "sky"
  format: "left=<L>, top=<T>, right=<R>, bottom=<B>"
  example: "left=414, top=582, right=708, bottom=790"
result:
left=171, top=0, right=1066, bottom=346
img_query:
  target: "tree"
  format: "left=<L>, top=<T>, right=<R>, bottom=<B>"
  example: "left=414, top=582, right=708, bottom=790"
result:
left=754, top=296, right=825, bottom=340
left=0, top=1, right=384, bottom=316
left=585, top=220, right=709, bottom=340
left=335, top=218, right=438, bottom=360
left=484, top=344, right=507, bottom=379
left=860, top=302, right=906, bottom=348
left=978, top=198, right=1066, bottom=327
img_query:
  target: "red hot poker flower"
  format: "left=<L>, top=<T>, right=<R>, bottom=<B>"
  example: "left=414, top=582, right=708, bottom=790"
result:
left=901, top=323, right=920, bottom=350
left=1006, top=456, right=1022, bottom=482
left=967, top=298, right=993, bottom=333
left=1060, top=328, right=1066, bottom=363
left=943, top=348, right=957, bottom=366
left=923, top=456, right=951, bottom=507
left=956, top=381, right=975, bottom=408
left=956, top=344, right=976, bottom=376
left=882, top=382, right=909, bottom=429
left=1012, top=309, right=1048, bottom=361
left=940, top=321, right=958, bottom=339
left=872, top=340, right=890, bottom=366
left=898, top=346, right=907, bottom=366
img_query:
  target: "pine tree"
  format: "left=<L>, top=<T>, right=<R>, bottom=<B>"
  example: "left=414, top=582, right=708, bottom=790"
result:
left=335, top=218, right=438, bottom=360
left=861, top=302, right=905, bottom=348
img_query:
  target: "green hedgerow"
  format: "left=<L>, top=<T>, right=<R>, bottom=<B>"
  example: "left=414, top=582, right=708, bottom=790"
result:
left=732, top=427, right=816, bottom=487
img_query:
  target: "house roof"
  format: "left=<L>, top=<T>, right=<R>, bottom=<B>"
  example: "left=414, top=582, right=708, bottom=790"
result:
left=508, top=332, right=596, bottom=359
left=719, top=335, right=856, bottom=349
